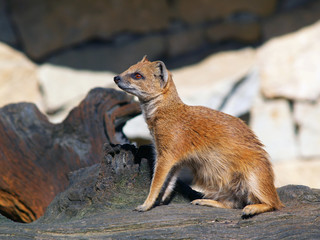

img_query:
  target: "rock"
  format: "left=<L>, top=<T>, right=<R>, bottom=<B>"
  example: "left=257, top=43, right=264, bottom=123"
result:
left=250, top=96, right=298, bottom=162
left=278, top=0, right=315, bottom=10
left=3, top=0, right=319, bottom=66
left=8, top=0, right=169, bottom=59
left=173, top=0, right=277, bottom=24
left=258, top=20, right=320, bottom=101
left=46, top=34, right=166, bottom=72
left=38, top=64, right=116, bottom=122
left=263, top=0, right=320, bottom=40
left=0, top=88, right=141, bottom=222
left=123, top=114, right=151, bottom=141
left=173, top=47, right=256, bottom=109
left=167, top=27, right=205, bottom=57
left=277, top=185, right=320, bottom=204
left=0, top=0, right=17, bottom=45
left=0, top=42, right=42, bottom=108
left=220, top=67, right=259, bottom=117
left=294, top=100, right=320, bottom=158
left=274, top=159, right=320, bottom=188
left=206, top=21, right=261, bottom=44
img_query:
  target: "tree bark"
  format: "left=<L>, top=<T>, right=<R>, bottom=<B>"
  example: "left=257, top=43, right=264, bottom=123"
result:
left=0, top=88, right=141, bottom=222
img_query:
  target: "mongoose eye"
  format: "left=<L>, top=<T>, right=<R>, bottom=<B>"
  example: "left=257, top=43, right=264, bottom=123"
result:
left=132, top=72, right=143, bottom=80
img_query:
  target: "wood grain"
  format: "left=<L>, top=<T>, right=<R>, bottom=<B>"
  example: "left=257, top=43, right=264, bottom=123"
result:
left=0, top=88, right=141, bottom=222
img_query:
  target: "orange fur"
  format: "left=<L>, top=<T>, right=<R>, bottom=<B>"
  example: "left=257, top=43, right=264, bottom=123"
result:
left=114, top=56, right=284, bottom=217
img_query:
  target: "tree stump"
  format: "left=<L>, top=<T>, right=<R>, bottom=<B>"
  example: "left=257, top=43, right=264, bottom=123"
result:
left=0, top=88, right=141, bottom=222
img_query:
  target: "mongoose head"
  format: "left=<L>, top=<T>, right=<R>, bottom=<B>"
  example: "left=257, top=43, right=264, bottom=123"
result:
left=114, top=56, right=169, bottom=101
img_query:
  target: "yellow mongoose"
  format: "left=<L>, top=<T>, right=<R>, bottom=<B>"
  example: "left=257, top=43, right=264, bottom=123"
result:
left=114, top=56, right=283, bottom=218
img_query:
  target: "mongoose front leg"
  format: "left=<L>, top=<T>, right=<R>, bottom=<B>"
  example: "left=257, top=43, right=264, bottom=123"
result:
left=135, top=156, right=176, bottom=212
left=191, top=199, right=231, bottom=209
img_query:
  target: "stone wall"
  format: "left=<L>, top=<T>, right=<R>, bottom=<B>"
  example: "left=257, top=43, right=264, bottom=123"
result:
left=1, top=0, right=320, bottom=71
left=0, top=0, right=319, bottom=187
left=124, top=20, right=320, bottom=166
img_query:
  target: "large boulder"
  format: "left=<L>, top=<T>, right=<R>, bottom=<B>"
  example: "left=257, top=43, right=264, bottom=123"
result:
left=8, top=0, right=169, bottom=59
left=294, top=100, right=320, bottom=158
left=250, top=96, right=298, bottom=161
left=173, top=47, right=256, bottom=110
left=0, top=42, right=41, bottom=108
left=250, top=20, right=320, bottom=161
left=173, top=0, right=277, bottom=24
left=46, top=34, right=166, bottom=73
left=263, top=0, right=320, bottom=40
left=258, top=20, right=320, bottom=101
left=0, top=0, right=17, bottom=45
left=274, top=159, right=320, bottom=188
left=38, top=64, right=116, bottom=122
left=206, top=21, right=261, bottom=44
left=4, top=0, right=320, bottom=65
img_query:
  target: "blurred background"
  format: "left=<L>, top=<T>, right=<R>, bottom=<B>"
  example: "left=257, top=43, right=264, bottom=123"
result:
left=1, top=0, right=320, bottom=188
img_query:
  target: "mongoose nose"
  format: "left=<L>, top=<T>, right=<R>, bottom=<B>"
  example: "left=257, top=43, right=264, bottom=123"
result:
left=114, top=75, right=121, bottom=83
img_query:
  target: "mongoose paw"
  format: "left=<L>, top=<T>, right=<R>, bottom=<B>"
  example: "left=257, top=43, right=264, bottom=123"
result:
left=241, top=205, right=256, bottom=219
left=191, top=199, right=202, bottom=205
left=134, top=204, right=151, bottom=212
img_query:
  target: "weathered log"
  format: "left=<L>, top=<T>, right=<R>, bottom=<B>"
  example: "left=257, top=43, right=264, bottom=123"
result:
left=38, top=143, right=154, bottom=223
left=0, top=88, right=141, bottom=222
left=39, top=142, right=208, bottom=223
left=0, top=142, right=319, bottom=239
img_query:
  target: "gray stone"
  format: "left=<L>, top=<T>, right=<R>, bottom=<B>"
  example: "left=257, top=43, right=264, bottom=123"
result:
left=206, top=21, right=261, bottom=43
left=263, top=0, right=320, bottom=40
left=46, top=35, right=166, bottom=73
left=258, top=20, right=320, bottom=101
left=250, top=96, right=298, bottom=162
left=294, top=100, right=320, bottom=158
left=173, top=0, right=277, bottom=24
left=220, top=67, right=259, bottom=117
left=274, top=159, right=320, bottom=188
left=0, top=42, right=42, bottom=109
left=8, top=0, right=169, bottom=59
left=0, top=0, right=17, bottom=45
left=38, top=64, right=116, bottom=122
left=167, top=28, right=205, bottom=57
left=173, top=48, right=256, bottom=109
left=123, top=114, right=151, bottom=140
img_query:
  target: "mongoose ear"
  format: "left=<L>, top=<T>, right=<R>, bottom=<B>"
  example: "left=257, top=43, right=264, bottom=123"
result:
left=156, top=61, right=169, bottom=88
left=140, top=55, right=150, bottom=63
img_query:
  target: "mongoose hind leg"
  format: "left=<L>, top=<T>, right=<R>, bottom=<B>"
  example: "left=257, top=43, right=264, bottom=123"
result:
left=161, top=173, right=178, bottom=204
left=191, top=199, right=231, bottom=209
left=242, top=203, right=274, bottom=219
